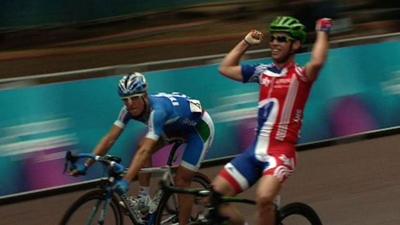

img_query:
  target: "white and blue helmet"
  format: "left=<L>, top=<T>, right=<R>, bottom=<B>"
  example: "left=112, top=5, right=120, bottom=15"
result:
left=118, top=72, right=147, bottom=97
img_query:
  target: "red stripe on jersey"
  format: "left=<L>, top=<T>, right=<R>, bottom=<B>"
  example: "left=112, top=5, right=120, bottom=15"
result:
left=219, top=169, right=243, bottom=194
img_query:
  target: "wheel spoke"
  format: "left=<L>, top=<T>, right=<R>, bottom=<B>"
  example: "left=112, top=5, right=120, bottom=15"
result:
left=85, top=199, right=102, bottom=225
left=60, top=190, right=123, bottom=225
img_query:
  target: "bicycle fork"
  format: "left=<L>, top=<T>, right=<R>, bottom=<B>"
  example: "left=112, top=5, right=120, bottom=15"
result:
left=85, top=190, right=113, bottom=225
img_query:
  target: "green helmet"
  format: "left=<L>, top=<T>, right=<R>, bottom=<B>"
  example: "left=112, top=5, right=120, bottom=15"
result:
left=269, top=16, right=307, bottom=43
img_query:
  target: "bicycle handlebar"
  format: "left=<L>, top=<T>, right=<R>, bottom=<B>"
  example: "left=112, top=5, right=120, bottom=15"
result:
left=64, top=140, right=183, bottom=176
left=64, top=150, right=126, bottom=175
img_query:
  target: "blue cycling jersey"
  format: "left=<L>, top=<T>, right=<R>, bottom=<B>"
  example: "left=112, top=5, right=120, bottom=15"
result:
left=114, top=92, right=204, bottom=141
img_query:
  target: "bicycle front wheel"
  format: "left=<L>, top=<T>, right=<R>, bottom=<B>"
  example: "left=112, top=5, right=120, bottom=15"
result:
left=278, top=202, right=322, bottom=225
left=154, top=172, right=211, bottom=225
left=60, top=189, right=123, bottom=225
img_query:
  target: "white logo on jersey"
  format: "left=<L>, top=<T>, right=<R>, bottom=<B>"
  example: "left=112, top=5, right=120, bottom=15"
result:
left=275, top=78, right=291, bottom=85
left=293, top=109, right=302, bottom=123
left=279, top=154, right=295, bottom=168
left=182, top=118, right=197, bottom=126
left=260, top=75, right=271, bottom=87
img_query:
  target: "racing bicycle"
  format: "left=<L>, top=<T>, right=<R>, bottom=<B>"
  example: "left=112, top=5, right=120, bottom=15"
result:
left=60, top=141, right=210, bottom=225
left=156, top=174, right=323, bottom=225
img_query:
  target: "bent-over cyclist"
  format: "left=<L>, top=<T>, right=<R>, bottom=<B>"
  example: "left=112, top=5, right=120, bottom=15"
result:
left=71, top=72, right=214, bottom=225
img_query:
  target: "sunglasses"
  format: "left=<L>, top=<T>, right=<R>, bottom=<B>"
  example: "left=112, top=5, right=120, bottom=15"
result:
left=269, top=35, right=293, bottom=43
left=121, top=94, right=143, bottom=101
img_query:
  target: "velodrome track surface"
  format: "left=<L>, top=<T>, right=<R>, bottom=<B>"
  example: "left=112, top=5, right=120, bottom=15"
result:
left=1, top=134, right=399, bottom=225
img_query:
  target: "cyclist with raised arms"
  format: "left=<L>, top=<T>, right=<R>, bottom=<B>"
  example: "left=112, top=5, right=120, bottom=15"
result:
left=212, top=16, right=332, bottom=225
left=71, top=72, right=214, bottom=225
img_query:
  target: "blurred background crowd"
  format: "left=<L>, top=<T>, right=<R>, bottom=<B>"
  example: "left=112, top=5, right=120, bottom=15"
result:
left=0, top=0, right=399, bottom=78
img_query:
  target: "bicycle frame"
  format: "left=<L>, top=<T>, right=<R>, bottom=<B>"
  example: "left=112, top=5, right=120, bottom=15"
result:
left=158, top=177, right=256, bottom=225
left=139, top=141, right=183, bottom=211
left=158, top=177, right=323, bottom=225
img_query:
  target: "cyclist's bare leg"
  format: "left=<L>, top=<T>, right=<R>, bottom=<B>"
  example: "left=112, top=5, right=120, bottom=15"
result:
left=137, top=139, right=165, bottom=190
left=212, top=175, right=246, bottom=225
left=255, top=175, right=281, bottom=225
left=175, top=165, right=196, bottom=225
left=138, top=157, right=152, bottom=187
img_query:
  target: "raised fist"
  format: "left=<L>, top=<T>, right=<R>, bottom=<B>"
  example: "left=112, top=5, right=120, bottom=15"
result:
left=244, top=30, right=263, bottom=45
left=316, top=18, right=333, bottom=33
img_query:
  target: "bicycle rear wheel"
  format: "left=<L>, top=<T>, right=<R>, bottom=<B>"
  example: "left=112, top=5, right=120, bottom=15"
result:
left=60, top=189, right=123, bottom=225
left=278, top=202, right=322, bottom=225
left=153, top=172, right=211, bottom=225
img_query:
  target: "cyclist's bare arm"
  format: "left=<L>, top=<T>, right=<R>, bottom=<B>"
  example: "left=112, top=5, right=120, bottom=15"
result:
left=123, top=137, right=158, bottom=181
left=86, top=125, right=124, bottom=166
left=305, top=25, right=330, bottom=81
left=219, top=30, right=263, bottom=81
left=219, top=40, right=248, bottom=81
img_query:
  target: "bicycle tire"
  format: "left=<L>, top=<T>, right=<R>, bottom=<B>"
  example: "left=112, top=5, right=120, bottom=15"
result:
left=278, top=202, right=322, bottom=225
left=153, top=172, right=211, bottom=225
left=60, top=189, right=124, bottom=225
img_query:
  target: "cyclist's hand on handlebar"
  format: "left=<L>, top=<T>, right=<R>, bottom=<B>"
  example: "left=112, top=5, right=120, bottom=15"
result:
left=69, top=164, right=88, bottom=176
left=113, top=179, right=130, bottom=194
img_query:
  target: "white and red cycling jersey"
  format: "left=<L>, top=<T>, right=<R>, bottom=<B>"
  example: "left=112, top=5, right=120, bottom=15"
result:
left=242, top=61, right=315, bottom=145
left=218, top=61, right=318, bottom=193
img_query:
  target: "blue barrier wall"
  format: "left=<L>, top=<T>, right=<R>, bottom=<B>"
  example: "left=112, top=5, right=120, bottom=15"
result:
left=0, top=41, right=399, bottom=196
